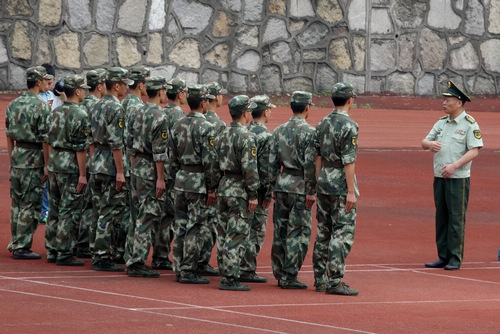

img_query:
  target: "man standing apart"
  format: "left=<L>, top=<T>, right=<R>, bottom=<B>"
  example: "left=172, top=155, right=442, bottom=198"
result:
left=313, top=82, right=360, bottom=295
left=215, top=95, right=259, bottom=291
left=239, top=95, right=275, bottom=283
left=5, top=66, right=52, bottom=259
left=45, top=75, right=90, bottom=266
left=423, top=81, right=483, bottom=271
left=126, top=76, right=170, bottom=278
left=89, top=67, right=133, bottom=271
left=268, top=91, right=317, bottom=289
left=169, top=85, right=220, bottom=284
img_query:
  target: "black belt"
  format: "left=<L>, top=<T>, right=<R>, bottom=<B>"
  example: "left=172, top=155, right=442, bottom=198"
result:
left=281, top=167, right=303, bottom=176
left=16, top=141, right=42, bottom=150
left=323, top=160, right=344, bottom=168
left=53, top=147, right=74, bottom=153
left=95, top=143, right=110, bottom=150
left=136, top=152, right=153, bottom=162
left=224, top=171, right=243, bottom=179
left=180, top=164, right=204, bottom=173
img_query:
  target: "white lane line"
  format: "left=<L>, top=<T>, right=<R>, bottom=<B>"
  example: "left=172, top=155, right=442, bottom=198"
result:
left=0, top=276, right=378, bottom=334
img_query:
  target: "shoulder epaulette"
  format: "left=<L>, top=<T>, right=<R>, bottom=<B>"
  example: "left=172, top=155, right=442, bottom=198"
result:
left=465, top=115, right=475, bottom=124
left=439, top=115, right=448, bottom=120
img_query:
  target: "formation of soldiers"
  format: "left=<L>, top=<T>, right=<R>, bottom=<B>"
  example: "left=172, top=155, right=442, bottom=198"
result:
left=5, top=65, right=360, bottom=295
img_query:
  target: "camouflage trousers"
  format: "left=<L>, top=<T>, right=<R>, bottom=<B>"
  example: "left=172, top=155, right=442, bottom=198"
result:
left=151, top=181, right=175, bottom=266
left=111, top=177, right=130, bottom=260
left=8, top=167, right=44, bottom=252
left=74, top=172, right=95, bottom=254
left=45, top=172, right=84, bottom=260
left=173, top=191, right=207, bottom=277
left=271, top=192, right=312, bottom=282
left=198, top=204, right=218, bottom=268
left=217, top=196, right=250, bottom=280
left=126, top=175, right=166, bottom=266
left=90, top=173, right=128, bottom=263
left=240, top=190, right=268, bottom=274
left=312, top=194, right=356, bottom=286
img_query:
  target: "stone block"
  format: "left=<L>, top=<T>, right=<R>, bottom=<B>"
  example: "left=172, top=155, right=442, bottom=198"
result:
left=393, top=1, right=427, bottom=29
left=39, top=0, right=62, bottom=26
left=269, top=0, right=285, bottom=15
left=68, top=0, right=92, bottom=30
left=235, top=50, right=260, bottom=72
left=213, top=11, right=237, bottom=38
left=387, top=72, right=415, bottom=94
left=343, top=73, right=365, bottom=95
left=417, top=73, right=435, bottom=95
left=428, top=0, right=461, bottom=29
left=329, top=38, right=352, bottom=70
left=450, top=42, right=479, bottom=71
left=229, top=72, right=248, bottom=93
left=5, top=0, right=33, bottom=16
left=150, top=65, right=176, bottom=81
left=244, top=0, right=264, bottom=21
left=54, top=32, right=81, bottom=68
left=315, top=64, right=337, bottom=93
left=116, top=36, right=141, bottom=67
left=297, top=22, right=329, bottom=48
left=205, top=43, right=229, bottom=68
left=236, top=25, right=259, bottom=47
left=419, top=28, right=446, bottom=70
left=317, top=0, right=343, bottom=24
left=465, top=0, right=484, bottom=36
left=35, top=31, right=52, bottom=65
left=0, top=38, right=8, bottom=64
left=11, top=21, right=31, bottom=60
left=489, top=0, right=500, bottom=34
left=149, top=0, right=166, bottom=30
left=284, top=77, right=313, bottom=93
left=173, top=0, right=213, bottom=35
left=348, top=0, right=366, bottom=31
left=261, top=65, right=282, bottom=95
left=371, top=8, right=393, bottom=34
left=96, top=0, right=116, bottom=32
left=168, top=38, right=201, bottom=69
left=290, top=0, right=315, bottom=18
left=118, top=0, right=146, bottom=33
left=9, top=63, right=28, bottom=89
left=352, top=35, right=365, bottom=71
left=262, top=18, right=289, bottom=44
left=480, top=39, right=500, bottom=73
left=398, top=33, right=416, bottom=70
left=147, top=33, right=163, bottom=65
left=84, top=34, right=109, bottom=67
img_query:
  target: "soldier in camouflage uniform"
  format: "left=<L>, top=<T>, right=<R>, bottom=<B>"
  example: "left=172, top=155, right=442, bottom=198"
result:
left=313, top=82, right=360, bottom=296
left=215, top=95, right=259, bottom=291
left=126, top=76, right=170, bottom=278
left=89, top=67, right=133, bottom=272
left=198, top=82, right=227, bottom=277
left=5, top=66, right=53, bottom=259
left=239, top=95, right=275, bottom=283
left=74, top=68, right=107, bottom=259
left=169, top=85, right=220, bottom=284
left=45, top=75, right=90, bottom=266
left=120, top=66, right=150, bottom=265
left=148, top=78, right=188, bottom=271
left=268, top=91, right=317, bottom=289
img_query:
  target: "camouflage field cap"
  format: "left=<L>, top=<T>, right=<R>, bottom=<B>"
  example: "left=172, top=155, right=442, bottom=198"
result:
left=26, top=66, right=54, bottom=82
left=331, top=82, right=357, bottom=98
left=442, top=80, right=471, bottom=102
left=228, top=95, right=257, bottom=116
left=206, top=82, right=228, bottom=97
left=187, top=84, right=215, bottom=100
left=64, top=74, right=90, bottom=89
left=167, top=78, right=187, bottom=94
left=146, top=76, right=169, bottom=90
left=291, top=91, right=314, bottom=105
left=107, top=67, right=134, bottom=85
left=129, top=66, right=151, bottom=82
left=249, top=94, right=276, bottom=112
left=86, top=68, right=107, bottom=86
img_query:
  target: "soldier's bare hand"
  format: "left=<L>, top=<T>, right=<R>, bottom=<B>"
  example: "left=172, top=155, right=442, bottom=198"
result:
left=76, top=176, right=87, bottom=193
left=156, top=179, right=166, bottom=198
left=345, top=193, right=357, bottom=212
left=41, top=167, right=49, bottom=183
left=305, top=194, right=316, bottom=210
left=206, top=192, right=217, bottom=206
left=248, top=198, right=258, bottom=213
left=262, top=199, right=272, bottom=210
left=115, top=172, right=125, bottom=191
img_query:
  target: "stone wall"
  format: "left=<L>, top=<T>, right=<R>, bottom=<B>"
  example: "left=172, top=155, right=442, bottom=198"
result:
left=1, top=0, right=500, bottom=96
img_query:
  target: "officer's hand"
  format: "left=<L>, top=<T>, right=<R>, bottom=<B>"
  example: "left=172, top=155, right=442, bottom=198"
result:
left=115, top=172, right=125, bottom=191
left=441, top=164, right=457, bottom=179
left=429, top=141, right=441, bottom=153
left=206, top=192, right=217, bottom=206
left=248, top=198, right=258, bottom=213
left=305, top=194, right=316, bottom=210
left=156, top=179, right=166, bottom=198
left=76, top=175, right=87, bottom=193
left=346, top=193, right=357, bottom=212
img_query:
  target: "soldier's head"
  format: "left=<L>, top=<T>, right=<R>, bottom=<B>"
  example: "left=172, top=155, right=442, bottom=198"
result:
left=249, top=94, right=275, bottom=120
left=63, top=74, right=90, bottom=102
left=290, top=91, right=313, bottom=114
left=206, top=82, right=227, bottom=107
left=26, top=66, right=54, bottom=91
left=331, top=82, right=357, bottom=107
left=106, top=67, right=133, bottom=97
left=145, top=76, right=169, bottom=103
left=128, top=66, right=150, bottom=95
left=442, top=80, right=470, bottom=113
left=167, top=78, right=187, bottom=102
left=228, top=95, right=257, bottom=124
left=187, top=84, right=214, bottom=111
left=86, top=68, right=107, bottom=92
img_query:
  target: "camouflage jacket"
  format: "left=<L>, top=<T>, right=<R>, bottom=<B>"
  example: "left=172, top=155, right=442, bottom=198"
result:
left=268, top=115, right=317, bottom=196
left=215, top=122, right=259, bottom=201
left=204, top=110, right=226, bottom=135
left=315, top=109, right=359, bottom=196
left=122, top=94, right=143, bottom=171
left=169, top=111, right=220, bottom=194
left=131, top=102, right=169, bottom=181
left=247, top=120, right=272, bottom=199
left=5, top=91, right=50, bottom=169
left=89, top=94, right=126, bottom=176
left=47, top=101, right=89, bottom=174
left=164, top=103, right=185, bottom=136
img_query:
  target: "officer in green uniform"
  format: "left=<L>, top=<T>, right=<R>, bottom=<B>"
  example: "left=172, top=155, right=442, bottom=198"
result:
left=239, top=94, right=275, bottom=283
left=198, top=82, right=227, bottom=277
left=215, top=95, right=259, bottom=291
left=169, top=85, right=220, bottom=284
left=45, top=74, right=90, bottom=266
left=74, top=68, right=107, bottom=259
left=268, top=91, right=317, bottom=289
left=5, top=66, right=52, bottom=259
left=89, top=67, right=133, bottom=272
left=423, top=81, right=483, bottom=271
left=313, top=82, right=360, bottom=296
left=126, top=76, right=170, bottom=278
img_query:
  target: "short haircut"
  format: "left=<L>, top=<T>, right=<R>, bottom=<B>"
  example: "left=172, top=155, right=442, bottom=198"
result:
left=146, top=89, right=161, bottom=99
left=27, top=81, right=37, bottom=89
left=105, top=80, right=121, bottom=91
left=290, top=102, right=308, bottom=114
left=129, top=80, right=144, bottom=90
left=187, top=95, right=204, bottom=110
left=87, top=83, right=99, bottom=92
left=331, top=96, right=350, bottom=107
left=167, top=92, right=178, bottom=101
left=251, top=108, right=266, bottom=119
left=63, top=87, right=77, bottom=98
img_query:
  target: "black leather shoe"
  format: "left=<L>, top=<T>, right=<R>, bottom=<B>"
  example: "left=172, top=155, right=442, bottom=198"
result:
left=56, top=257, right=85, bottom=266
left=13, top=249, right=42, bottom=260
left=425, top=259, right=447, bottom=268
left=239, top=272, right=268, bottom=283
left=444, top=264, right=460, bottom=270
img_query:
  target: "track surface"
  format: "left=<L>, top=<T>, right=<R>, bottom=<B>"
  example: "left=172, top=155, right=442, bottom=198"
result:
left=1, top=94, right=499, bottom=333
